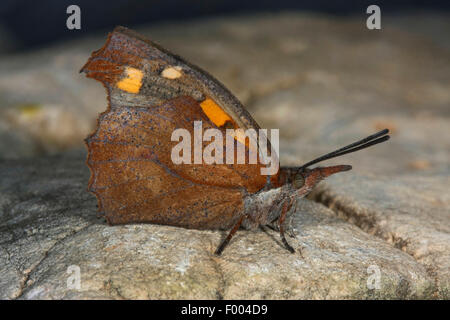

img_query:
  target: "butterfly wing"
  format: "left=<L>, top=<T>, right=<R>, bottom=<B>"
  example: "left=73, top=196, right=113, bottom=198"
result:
left=81, top=26, right=262, bottom=132
left=87, top=97, right=248, bottom=229
left=82, top=27, right=279, bottom=228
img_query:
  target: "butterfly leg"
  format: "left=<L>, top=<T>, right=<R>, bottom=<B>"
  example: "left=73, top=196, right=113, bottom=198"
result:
left=279, top=197, right=295, bottom=253
left=215, top=215, right=246, bottom=256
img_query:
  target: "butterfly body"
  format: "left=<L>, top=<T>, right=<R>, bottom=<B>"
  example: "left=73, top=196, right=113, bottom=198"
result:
left=241, top=185, right=292, bottom=229
left=82, top=26, right=389, bottom=255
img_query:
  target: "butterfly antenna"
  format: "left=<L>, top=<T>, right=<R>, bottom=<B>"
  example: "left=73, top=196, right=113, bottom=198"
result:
left=300, top=129, right=390, bottom=169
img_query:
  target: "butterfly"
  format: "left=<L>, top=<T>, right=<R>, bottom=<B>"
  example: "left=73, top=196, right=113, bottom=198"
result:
left=81, top=26, right=389, bottom=255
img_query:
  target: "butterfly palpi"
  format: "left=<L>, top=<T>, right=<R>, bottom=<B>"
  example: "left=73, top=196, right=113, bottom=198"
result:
left=81, top=26, right=390, bottom=255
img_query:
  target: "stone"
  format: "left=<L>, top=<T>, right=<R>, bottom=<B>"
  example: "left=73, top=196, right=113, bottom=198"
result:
left=0, top=154, right=438, bottom=299
left=310, top=173, right=450, bottom=298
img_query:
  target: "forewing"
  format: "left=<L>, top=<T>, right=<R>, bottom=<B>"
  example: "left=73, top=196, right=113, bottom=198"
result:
left=81, top=26, right=261, bottom=132
left=82, top=27, right=281, bottom=227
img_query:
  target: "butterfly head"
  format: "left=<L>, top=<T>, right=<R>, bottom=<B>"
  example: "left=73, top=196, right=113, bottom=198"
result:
left=292, top=165, right=352, bottom=194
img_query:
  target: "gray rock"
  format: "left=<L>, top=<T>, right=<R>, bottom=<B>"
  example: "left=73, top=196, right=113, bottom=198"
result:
left=311, top=173, right=450, bottom=298
left=0, top=154, right=438, bottom=299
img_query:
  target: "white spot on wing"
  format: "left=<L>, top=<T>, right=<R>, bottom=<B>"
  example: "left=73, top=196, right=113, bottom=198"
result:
left=161, top=66, right=183, bottom=79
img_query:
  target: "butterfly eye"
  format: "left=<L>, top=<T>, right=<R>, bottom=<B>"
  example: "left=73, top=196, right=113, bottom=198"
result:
left=293, top=173, right=305, bottom=189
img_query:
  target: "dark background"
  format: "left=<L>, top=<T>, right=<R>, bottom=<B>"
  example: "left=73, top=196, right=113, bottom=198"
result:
left=0, top=0, right=449, bottom=53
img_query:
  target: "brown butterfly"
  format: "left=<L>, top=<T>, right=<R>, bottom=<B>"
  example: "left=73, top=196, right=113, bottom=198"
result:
left=81, top=26, right=389, bottom=255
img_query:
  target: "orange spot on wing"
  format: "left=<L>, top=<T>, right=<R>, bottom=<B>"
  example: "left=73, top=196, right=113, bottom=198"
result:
left=200, top=98, right=233, bottom=127
left=199, top=97, right=250, bottom=147
left=117, top=67, right=143, bottom=93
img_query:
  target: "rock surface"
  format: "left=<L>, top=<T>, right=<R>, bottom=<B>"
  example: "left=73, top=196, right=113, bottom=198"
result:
left=0, top=154, right=439, bottom=299
left=311, top=173, right=450, bottom=298
left=0, top=12, right=449, bottom=299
